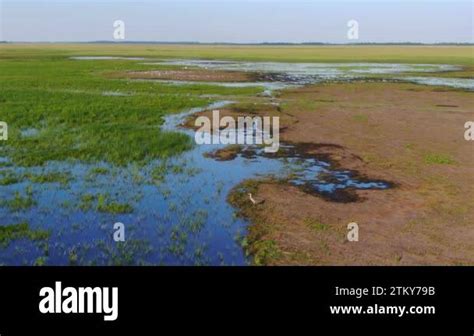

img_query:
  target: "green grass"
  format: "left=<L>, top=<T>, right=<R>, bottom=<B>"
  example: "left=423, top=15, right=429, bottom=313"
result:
left=151, top=161, right=169, bottom=183
left=0, top=222, right=50, bottom=248
left=79, top=193, right=134, bottom=214
left=3, top=188, right=36, bottom=211
left=2, top=44, right=472, bottom=65
left=0, top=170, right=72, bottom=185
left=97, top=200, right=134, bottom=214
left=424, top=153, right=456, bottom=165
left=88, top=167, right=109, bottom=175
left=304, top=218, right=329, bottom=231
left=79, top=193, right=96, bottom=211
left=252, top=240, right=282, bottom=266
left=0, top=46, right=262, bottom=167
left=0, top=170, right=23, bottom=185
left=27, top=172, right=72, bottom=185
left=352, top=114, right=369, bottom=122
left=0, top=44, right=471, bottom=168
left=33, top=256, right=48, bottom=266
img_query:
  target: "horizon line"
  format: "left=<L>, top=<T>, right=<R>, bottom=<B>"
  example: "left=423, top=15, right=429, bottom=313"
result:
left=2, top=41, right=474, bottom=46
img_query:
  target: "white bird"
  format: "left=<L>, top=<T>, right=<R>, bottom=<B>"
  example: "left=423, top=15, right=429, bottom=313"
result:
left=248, top=193, right=265, bottom=205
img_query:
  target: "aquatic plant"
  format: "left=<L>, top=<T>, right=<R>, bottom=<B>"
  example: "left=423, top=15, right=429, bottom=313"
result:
left=27, top=172, right=72, bottom=185
left=78, top=193, right=134, bottom=214
left=3, top=189, right=36, bottom=211
left=33, top=256, right=48, bottom=266
left=0, top=222, right=50, bottom=248
left=0, top=170, right=24, bottom=185
left=96, top=194, right=134, bottom=214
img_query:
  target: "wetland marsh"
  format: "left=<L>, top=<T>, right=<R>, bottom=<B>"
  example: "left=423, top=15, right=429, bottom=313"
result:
left=0, top=44, right=472, bottom=265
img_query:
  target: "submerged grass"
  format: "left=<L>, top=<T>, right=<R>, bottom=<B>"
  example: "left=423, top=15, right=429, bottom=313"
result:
left=79, top=193, right=134, bottom=214
left=0, top=170, right=72, bottom=185
left=0, top=170, right=24, bottom=185
left=88, top=167, right=109, bottom=175
left=97, top=195, right=134, bottom=214
left=27, top=172, right=72, bottom=185
left=2, top=187, right=36, bottom=211
left=0, top=222, right=50, bottom=248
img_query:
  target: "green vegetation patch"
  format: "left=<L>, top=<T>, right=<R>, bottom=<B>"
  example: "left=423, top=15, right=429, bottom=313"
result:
left=424, top=153, right=456, bottom=165
left=0, top=49, right=262, bottom=167
left=27, top=172, right=72, bottom=185
left=0, top=222, right=50, bottom=248
left=251, top=240, right=282, bottom=266
left=2, top=188, right=36, bottom=211
left=304, top=218, right=329, bottom=232
left=0, top=170, right=24, bottom=185
left=79, top=193, right=134, bottom=214
left=352, top=114, right=369, bottom=122
left=88, top=167, right=109, bottom=175
left=228, top=179, right=285, bottom=265
left=0, top=45, right=471, bottom=168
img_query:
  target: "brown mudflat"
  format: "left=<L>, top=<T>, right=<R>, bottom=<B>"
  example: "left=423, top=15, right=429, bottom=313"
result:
left=126, top=69, right=256, bottom=82
left=226, top=82, right=474, bottom=265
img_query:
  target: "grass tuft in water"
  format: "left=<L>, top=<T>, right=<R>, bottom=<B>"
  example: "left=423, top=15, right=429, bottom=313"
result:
left=78, top=193, right=134, bottom=214
left=0, top=170, right=24, bottom=185
left=2, top=187, right=36, bottom=211
left=27, top=172, right=72, bottom=185
left=0, top=222, right=50, bottom=248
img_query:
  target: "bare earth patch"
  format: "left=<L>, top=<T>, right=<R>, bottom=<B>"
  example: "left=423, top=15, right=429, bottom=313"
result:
left=126, top=69, right=257, bottom=82
left=226, top=82, right=474, bottom=265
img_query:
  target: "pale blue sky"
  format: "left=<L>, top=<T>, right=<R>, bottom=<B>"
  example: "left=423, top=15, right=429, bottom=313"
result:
left=1, top=0, right=472, bottom=43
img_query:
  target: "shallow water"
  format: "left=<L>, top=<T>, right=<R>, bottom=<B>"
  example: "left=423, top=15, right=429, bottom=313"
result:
left=130, top=78, right=294, bottom=96
left=71, top=56, right=147, bottom=61
left=398, top=76, right=474, bottom=90
left=0, top=98, right=390, bottom=266
left=155, top=60, right=459, bottom=76
left=72, top=56, right=472, bottom=90
left=148, top=59, right=471, bottom=90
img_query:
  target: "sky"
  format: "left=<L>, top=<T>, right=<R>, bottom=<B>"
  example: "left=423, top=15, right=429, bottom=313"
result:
left=1, top=0, right=473, bottom=43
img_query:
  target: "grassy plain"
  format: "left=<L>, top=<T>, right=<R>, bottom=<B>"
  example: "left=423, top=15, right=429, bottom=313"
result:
left=0, top=44, right=262, bottom=166
left=5, top=44, right=470, bottom=167
left=1, top=44, right=473, bottom=64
